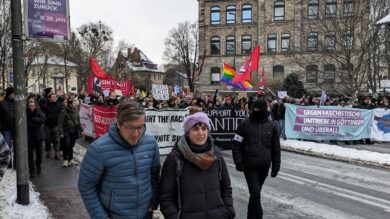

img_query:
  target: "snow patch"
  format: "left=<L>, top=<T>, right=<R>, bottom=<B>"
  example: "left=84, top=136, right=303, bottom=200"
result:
left=0, top=170, right=52, bottom=219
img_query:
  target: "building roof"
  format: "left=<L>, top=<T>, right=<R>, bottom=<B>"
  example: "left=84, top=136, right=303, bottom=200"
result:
left=31, top=56, right=78, bottom=67
left=125, top=47, right=164, bottom=74
left=376, top=13, right=390, bottom=25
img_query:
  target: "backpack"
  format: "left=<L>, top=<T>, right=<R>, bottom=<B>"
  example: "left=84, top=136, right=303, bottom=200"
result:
left=173, top=150, right=223, bottom=218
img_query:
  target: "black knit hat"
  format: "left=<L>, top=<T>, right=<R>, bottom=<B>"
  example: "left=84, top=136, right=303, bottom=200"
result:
left=5, top=87, right=14, bottom=97
left=252, top=99, right=267, bottom=111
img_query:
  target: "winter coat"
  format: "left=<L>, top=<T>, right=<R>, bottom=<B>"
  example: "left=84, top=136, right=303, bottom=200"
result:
left=78, top=122, right=161, bottom=219
left=0, top=132, right=10, bottom=181
left=0, top=99, right=15, bottom=132
left=42, top=101, right=62, bottom=128
left=26, top=108, right=46, bottom=141
left=58, top=108, right=83, bottom=136
left=159, top=136, right=235, bottom=219
left=232, top=115, right=281, bottom=173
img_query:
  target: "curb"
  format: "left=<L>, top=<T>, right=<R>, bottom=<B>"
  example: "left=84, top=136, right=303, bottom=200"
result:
left=281, top=140, right=390, bottom=169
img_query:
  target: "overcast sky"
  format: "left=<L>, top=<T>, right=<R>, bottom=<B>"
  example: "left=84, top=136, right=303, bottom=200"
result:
left=69, top=0, right=198, bottom=64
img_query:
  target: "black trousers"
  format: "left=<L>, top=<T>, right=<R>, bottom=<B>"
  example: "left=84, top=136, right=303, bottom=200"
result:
left=63, top=131, right=78, bottom=161
left=28, top=138, right=43, bottom=174
left=243, top=167, right=269, bottom=219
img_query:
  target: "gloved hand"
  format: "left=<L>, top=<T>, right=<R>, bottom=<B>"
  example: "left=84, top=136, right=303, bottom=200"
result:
left=271, top=170, right=278, bottom=177
left=235, top=162, right=244, bottom=172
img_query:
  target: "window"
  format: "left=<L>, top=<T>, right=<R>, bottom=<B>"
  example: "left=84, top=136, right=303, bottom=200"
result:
left=326, top=0, right=337, bottom=18
left=226, top=6, right=236, bottom=24
left=306, top=65, right=318, bottom=83
left=242, top=4, right=252, bottom=23
left=324, top=32, right=336, bottom=50
left=211, top=67, right=221, bottom=85
left=211, top=6, right=220, bottom=25
left=274, top=0, right=285, bottom=21
left=341, top=64, right=353, bottom=81
left=273, top=65, right=284, bottom=77
left=307, top=32, right=318, bottom=51
left=344, top=31, right=353, bottom=50
left=226, top=36, right=235, bottom=55
left=344, top=0, right=354, bottom=16
left=267, top=34, right=277, bottom=53
left=211, top=36, right=220, bottom=55
left=242, top=35, right=252, bottom=54
left=324, top=64, right=335, bottom=83
left=281, top=33, right=290, bottom=52
left=308, top=0, right=319, bottom=19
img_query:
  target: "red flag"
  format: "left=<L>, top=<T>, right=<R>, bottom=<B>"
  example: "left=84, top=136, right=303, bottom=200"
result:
left=249, top=46, right=260, bottom=72
left=259, top=67, right=265, bottom=87
left=89, top=56, right=110, bottom=79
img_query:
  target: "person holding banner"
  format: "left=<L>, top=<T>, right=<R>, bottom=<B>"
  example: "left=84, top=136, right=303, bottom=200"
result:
left=159, top=107, right=235, bottom=219
left=232, top=99, right=281, bottom=219
left=78, top=100, right=160, bottom=219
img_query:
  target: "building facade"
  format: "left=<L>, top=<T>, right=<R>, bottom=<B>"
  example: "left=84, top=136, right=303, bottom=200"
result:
left=198, top=0, right=369, bottom=96
left=111, top=47, right=164, bottom=92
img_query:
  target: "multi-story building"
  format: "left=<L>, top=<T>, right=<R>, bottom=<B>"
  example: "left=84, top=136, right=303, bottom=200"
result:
left=198, top=0, right=370, bottom=96
left=111, top=47, right=164, bottom=92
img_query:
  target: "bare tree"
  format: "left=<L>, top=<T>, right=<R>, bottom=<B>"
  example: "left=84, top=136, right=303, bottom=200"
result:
left=163, top=21, right=199, bottom=92
left=77, top=21, right=114, bottom=87
left=0, top=0, right=12, bottom=90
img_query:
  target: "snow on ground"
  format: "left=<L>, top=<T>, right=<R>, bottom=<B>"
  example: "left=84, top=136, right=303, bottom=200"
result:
left=1, top=140, right=390, bottom=218
left=0, top=170, right=51, bottom=219
left=281, top=139, right=390, bottom=169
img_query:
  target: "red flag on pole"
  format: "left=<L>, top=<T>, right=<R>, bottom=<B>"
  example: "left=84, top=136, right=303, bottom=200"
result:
left=89, top=56, right=110, bottom=79
left=259, top=67, right=265, bottom=87
left=249, top=46, right=260, bottom=72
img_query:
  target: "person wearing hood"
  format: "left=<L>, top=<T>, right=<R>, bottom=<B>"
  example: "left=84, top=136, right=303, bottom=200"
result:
left=232, top=99, right=281, bottom=219
left=0, top=87, right=15, bottom=168
left=78, top=100, right=160, bottom=219
left=58, top=99, right=83, bottom=167
left=159, top=107, right=235, bottom=219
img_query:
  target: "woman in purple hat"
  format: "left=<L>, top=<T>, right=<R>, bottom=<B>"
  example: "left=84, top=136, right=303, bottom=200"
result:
left=159, top=107, right=235, bottom=219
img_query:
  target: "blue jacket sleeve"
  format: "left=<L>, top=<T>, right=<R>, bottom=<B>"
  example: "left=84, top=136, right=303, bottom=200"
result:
left=150, top=141, right=161, bottom=209
left=78, top=144, right=107, bottom=219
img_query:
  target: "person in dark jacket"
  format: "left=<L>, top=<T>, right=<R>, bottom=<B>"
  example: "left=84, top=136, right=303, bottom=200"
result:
left=0, top=132, right=10, bottom=182
left=58, top=99, right=83, bottom=167
left=0, top=87, right=15, bottom=168
left=26, top=100, right=46, bottom=177
left=232, top=99, right=281, bottom=219
left=159, top=107, right=235, bottom=219
left=78, top=100, right=160, bottom=219
left=42, top=92, right=62, bottom=159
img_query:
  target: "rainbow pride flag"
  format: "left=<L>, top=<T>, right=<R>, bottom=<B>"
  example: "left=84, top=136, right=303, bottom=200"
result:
left=220, top=63, right=235, bottom=85
left=220, top=63, right=253, bottom=91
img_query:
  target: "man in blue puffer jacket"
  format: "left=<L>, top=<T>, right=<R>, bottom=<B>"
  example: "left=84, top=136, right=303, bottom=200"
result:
left=78, top=101, right=161, bottom=219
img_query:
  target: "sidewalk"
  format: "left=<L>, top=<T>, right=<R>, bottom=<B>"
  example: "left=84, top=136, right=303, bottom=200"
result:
left=30, top=148, right=89, bottom=219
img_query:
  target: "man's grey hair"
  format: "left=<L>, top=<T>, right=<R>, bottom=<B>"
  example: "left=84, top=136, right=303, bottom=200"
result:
left=116, top=100, right=145, bottom=124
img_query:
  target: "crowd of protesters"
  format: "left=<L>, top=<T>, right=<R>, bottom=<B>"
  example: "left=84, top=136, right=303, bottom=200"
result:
left=0, top=86, right=387, bottom=178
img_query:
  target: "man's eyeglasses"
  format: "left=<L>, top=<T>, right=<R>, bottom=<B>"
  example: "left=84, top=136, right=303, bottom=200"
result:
left=122, top=124, right=145, bottom=133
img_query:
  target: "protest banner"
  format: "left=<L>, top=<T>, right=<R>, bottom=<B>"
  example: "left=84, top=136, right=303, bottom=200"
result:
left=285, top=104, right=373, bottom=141
left=79, top=103, right=96, bottom=138
left=88, top=76, right=131, bottom=96
left=145, top=109, right=189, bottom=154
left=152, top=84, right=169, bottom=100
left=24, top=0, right=70, bottom=41
left=93, top=105, right=117, bottom=138
left=206, top=109, right=249, bottom=149
left=371, top=108, right=390, bottom=142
